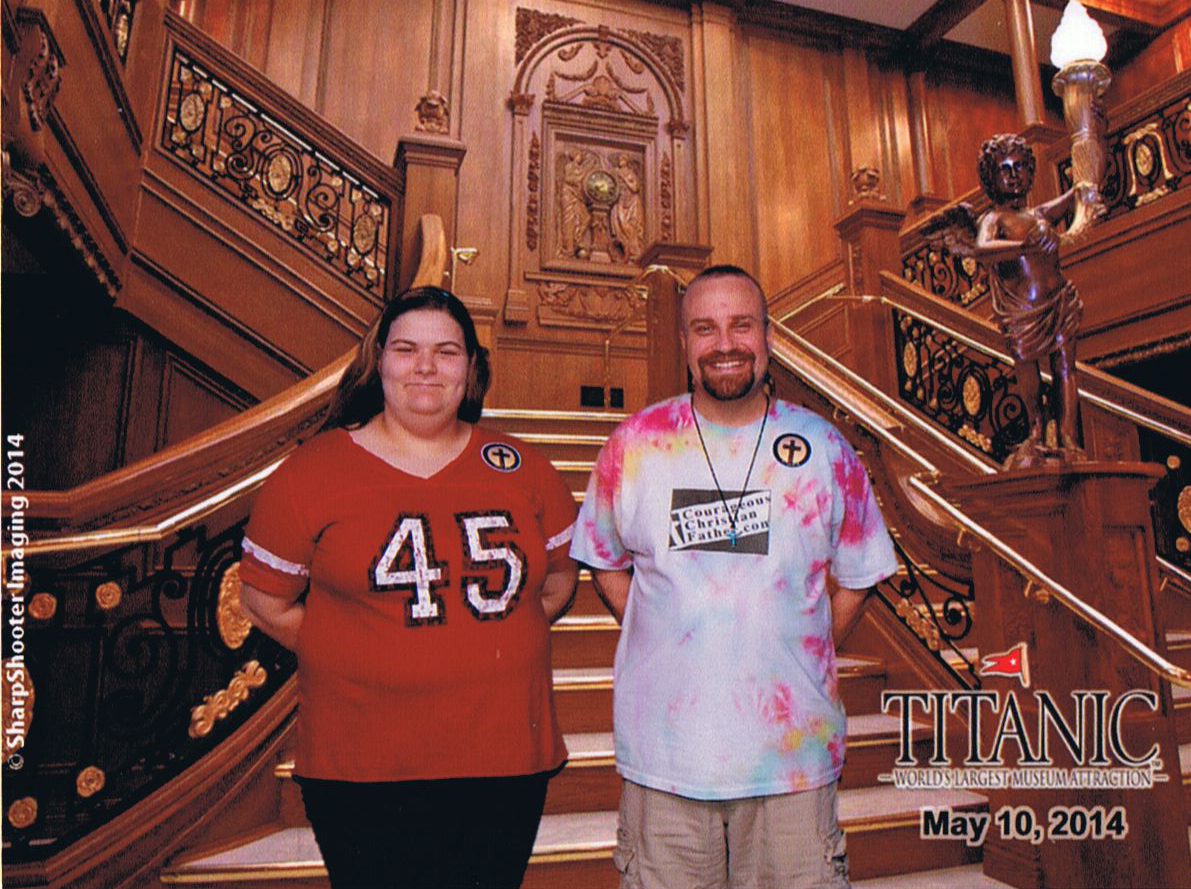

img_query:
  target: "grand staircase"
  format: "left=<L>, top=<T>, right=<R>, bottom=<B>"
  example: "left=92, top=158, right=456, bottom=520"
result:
left=153, top=409, right=1191, bottom=889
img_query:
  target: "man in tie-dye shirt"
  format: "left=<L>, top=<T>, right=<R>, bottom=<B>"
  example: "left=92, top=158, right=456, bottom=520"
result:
left=571, top=265, right=898, bottom=889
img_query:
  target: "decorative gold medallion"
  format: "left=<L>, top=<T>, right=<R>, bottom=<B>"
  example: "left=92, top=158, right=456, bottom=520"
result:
left=2, top=659, right=33, bottom=751
left=962, top=375, right=983, bottom=417
left=902, top=342, right=918, bottom=377
left=7, top=797, right=37, bottom=829
left=216, top=563, right=252, bottom=650
left=1134, top=140, right=1155, bottom=177
left=95, top=582, right=122, bottom=610
left=1176, top=536, right=1190, bottom=554
left=352, top=214, right=378, bottom=255
left=1178, top=486, right=1191, bottom=534
left=29, top=593, right=57, bottom=621
left=961, top=257, right=977, bottom=276
left=266, top=153, right=295, bottom=195
left=179, top=93, right=205, bottom=132
left=1168, top=455, right=1182, bottom=471
left=76, top=766, right=105, bottom=798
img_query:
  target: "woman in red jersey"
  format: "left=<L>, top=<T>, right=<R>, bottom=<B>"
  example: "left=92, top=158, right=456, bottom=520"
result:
left=239, top=287, right=578, bottom=889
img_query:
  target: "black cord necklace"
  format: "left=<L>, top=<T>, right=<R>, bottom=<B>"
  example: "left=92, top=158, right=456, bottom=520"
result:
left=690, top=393, right=770, bottom=547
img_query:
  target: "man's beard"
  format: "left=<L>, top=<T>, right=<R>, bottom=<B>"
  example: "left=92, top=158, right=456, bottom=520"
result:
left=697, top=350, right=758, bottom=401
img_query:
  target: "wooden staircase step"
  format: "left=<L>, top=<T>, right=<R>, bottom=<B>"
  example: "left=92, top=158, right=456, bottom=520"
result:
left=1168, top=630, right=1191, bottom=671
left=551, top=614, right=619, bottom=670
left=479, top=409, right=624, bottom=439
left=511, top=432, right=608, bottom=461
left=852, top=863, right=1016, bottom=888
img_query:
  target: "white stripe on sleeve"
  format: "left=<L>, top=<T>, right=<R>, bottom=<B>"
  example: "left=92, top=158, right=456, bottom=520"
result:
left=242, top=537, right=310, bottom=577
left=545, top=522, right=575, bottom=552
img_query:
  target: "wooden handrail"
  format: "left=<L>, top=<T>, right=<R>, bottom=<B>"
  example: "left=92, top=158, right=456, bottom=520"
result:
left=9, top=214, right=447, bottom=535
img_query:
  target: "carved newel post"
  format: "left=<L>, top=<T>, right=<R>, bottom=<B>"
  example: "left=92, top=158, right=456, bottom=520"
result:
left=832, top=167, right=906, bottom=395
left=948, top=465, right=1191, bottom=888
left=639, top=242, right=710, bottom=404
left=394, top=133, right=467, bottom=294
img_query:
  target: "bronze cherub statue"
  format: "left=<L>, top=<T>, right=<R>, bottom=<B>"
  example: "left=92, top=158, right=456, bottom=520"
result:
left=924, top=133, right=1099, bottom=470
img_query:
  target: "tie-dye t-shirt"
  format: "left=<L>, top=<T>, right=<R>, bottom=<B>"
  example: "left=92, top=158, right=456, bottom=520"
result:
left=570, top=395, right=898, bottom=800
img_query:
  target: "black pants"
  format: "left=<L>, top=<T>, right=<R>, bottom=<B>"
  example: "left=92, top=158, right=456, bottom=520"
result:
left=296, top=772, right=552, bottom=889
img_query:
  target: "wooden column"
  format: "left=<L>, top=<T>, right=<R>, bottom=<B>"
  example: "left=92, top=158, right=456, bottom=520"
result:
left=640, top=241, right=712, bottom=405
left=833, top=182, right=905, bottom=394
left=394, top=134, right=467, bottom=294
left=1003, top=0, right=1046, bottom=131
left=949, top=465, right=1191, bottom=889
left=906, top=69, right=948, bottom=218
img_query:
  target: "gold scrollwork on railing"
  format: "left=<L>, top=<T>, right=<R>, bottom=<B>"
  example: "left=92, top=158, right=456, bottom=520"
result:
left=188, top=660, right=268, bottom=739
left=216, top=562, right=253, bottom=650
left=894, top=598, right=941, bottom=652
left=161, top=49, right=390, bottom=295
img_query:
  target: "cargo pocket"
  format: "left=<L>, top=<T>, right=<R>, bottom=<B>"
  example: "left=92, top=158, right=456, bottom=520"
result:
left=818, top=784, right=850, bottom=888
left=613, top=824, right=643, bottom=889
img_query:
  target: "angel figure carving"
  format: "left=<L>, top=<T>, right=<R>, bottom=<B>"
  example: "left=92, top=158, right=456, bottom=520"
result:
left=924, top=133, right=1099, bottom=470
left=611, top=154, right=645, bottom=262
left=558, top=149, right=599, bottom=259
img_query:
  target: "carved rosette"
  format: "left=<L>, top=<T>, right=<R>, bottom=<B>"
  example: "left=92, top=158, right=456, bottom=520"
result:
left=188, top=660, right=268, bottom=739
left=217, top=562, right=253, bottom=650
left=414, top=90, right=450, bottom=134
left=7, top=798, right=37, bottom=829
left=29, top=593, right=57, bottom=621
left=1, top=154, right=46, bottom=217
left=76, top=766, right=106, bottom=798
left=527, top=133, right=541, bottom=251
left=95, top=581, right=123, bottom=610
left=2, top=659, right=34, bottom=753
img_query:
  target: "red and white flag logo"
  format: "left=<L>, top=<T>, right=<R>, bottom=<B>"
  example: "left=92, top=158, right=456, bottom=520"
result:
left=979, top=642, right=1031, bottom=688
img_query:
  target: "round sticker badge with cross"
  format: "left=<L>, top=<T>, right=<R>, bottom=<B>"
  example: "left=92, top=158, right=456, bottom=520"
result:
left=772, top=433, right=811, bottom=468
left=481, top=442, right=522, bottom=472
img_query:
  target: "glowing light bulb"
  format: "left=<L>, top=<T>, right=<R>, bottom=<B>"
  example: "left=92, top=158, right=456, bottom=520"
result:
left=1050, top=1, right=1108, bottom=68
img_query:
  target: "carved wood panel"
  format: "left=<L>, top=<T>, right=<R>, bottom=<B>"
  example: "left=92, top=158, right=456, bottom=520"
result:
left=505, top=9, right=691, bottom=331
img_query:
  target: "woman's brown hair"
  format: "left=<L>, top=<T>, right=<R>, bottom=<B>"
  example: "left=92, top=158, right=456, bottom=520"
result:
left=322, top=286, right=491, bottom=429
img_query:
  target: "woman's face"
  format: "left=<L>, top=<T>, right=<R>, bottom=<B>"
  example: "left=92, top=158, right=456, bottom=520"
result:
left=378, top=308, right=471, bottom=424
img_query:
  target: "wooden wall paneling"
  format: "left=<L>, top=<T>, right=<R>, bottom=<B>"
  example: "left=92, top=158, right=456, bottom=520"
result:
left=157, top=352, right=254, bottom=448
left=260, top=0, right=326, bottom=107
left=317, top=0, right=436, bottom=161
left=1107, top=17, right=1191, bottom=106
left=450, top=0, right=513, bottom=345
left=492, top=335, right=647, bottom=412
left=744, top=30, right=844, bottom=295
left=925, top=66, right=1020, bottom=197
left=696, top=3, right=755, bottom=267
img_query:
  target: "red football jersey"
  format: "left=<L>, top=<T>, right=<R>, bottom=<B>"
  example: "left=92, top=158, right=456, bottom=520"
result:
left=241, top=426, right=577, bottom=781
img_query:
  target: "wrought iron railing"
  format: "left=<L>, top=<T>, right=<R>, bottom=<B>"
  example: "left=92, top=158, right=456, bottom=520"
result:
left=900, top=242, right=990, bottom=308
left=159, top=46, right=392, bottom=296
left=1057, top=77, right=1191, bottom=222
left=2, top=518, right=295, bottom=858
left=99, top=0, right=137, bottom=61
left=893, top=308, right=1029, bottom=465
left=875, top=539, right=979, bottom=689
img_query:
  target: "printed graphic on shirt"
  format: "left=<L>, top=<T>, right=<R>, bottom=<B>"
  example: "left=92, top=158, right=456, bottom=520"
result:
left=668, top=488, right=771, bottom=554
left=772, top=433, right=812, bottom=467
left=369, top=513, right=450, bottom=627
left=481, top=442, right=522, bottom=472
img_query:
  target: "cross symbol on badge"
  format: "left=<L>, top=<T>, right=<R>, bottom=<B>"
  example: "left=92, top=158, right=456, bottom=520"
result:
left=773, top=433, right=810, bottom=467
